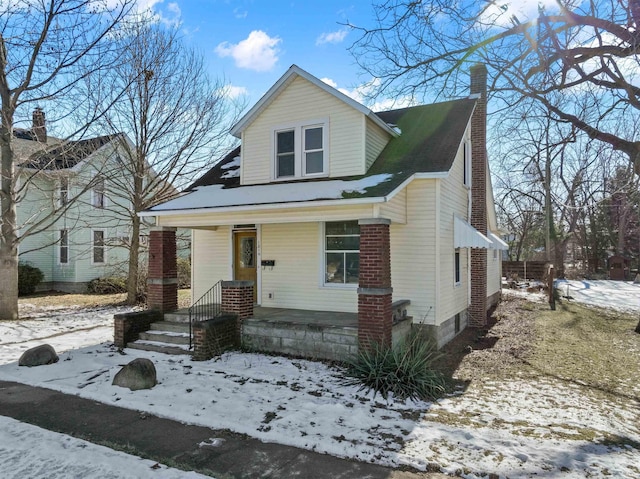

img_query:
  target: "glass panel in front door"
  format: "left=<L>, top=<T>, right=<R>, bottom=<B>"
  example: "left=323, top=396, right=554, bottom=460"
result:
left=240, top=237, right=255, bottom=268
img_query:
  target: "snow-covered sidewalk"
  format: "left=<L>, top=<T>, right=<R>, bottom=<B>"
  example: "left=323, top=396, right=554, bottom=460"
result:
left=1, top=286, right=639, bottom=478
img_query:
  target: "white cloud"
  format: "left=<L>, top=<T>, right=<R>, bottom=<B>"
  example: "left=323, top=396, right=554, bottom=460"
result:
left=480, top=0, right=560, bottom=27
left=220, top=85, right=249, bottom=100
left=316, top=28, right=349, bottom=45
left=321, top=77, right=414, bottom=112
left=215, top=30, right=281, bottom=72
left=233, top=7, right=248, bottom=19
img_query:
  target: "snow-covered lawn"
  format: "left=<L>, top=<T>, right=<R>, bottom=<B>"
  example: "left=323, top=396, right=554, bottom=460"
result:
left=555, top=279, right=640, bottom=313
left=0, top=415, right=208, bottom=479
left=0, top=282, right=639, bottom=479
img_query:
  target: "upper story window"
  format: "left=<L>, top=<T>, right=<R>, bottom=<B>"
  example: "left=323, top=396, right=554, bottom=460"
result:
left=59, top=177, right=69, bottom=207
left=92, top=177, right=105, bottom=208
left=274, top=120, right=327, bottom=180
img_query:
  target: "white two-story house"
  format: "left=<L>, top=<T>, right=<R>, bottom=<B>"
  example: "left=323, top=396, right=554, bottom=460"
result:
left=15, top=111, right=153, bottom=293
left=140, top=64, right=506, bottom=357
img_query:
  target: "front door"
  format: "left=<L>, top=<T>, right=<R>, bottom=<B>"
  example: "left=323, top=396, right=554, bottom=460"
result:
left=233, top=230, right=257, bottom=302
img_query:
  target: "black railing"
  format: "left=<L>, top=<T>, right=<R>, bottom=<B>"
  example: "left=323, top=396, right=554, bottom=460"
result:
left=188, top=280, right=223, bottom=349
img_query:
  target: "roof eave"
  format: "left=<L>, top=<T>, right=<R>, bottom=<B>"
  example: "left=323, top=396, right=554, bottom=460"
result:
left=230, top=65, right=399, bottom=138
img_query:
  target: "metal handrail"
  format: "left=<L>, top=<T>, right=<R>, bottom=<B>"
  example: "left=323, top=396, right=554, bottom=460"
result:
left=188, top=280, right=223, bottom=349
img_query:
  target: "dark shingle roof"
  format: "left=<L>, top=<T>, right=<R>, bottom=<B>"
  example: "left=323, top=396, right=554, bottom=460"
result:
left=22, top=135, right=116, bottom=170
left=184, top=97, right=476, bottom=199
left=186, top=145, right=241, bottom=191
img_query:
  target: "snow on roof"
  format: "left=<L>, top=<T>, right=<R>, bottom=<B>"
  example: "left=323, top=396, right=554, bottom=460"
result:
left=148, top=174, right=393, bottom=213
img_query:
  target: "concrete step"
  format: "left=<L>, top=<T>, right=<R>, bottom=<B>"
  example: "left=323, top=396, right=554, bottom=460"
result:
left=149, top=321, right=190, bottom=334
left=163, top=308, right=191, bottom=323
left=127, top=340, right=192, bottom=356
left=138, top=330, right=190, bottom=345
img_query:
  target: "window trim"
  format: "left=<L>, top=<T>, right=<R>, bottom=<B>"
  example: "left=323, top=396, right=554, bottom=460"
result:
left=59, top=229, right=69, bottom=265
left=272, top=118, right=329, bottom=181
left=322, top=221, right=360, bottom=288
left=91, top=229, right=106, bottom=264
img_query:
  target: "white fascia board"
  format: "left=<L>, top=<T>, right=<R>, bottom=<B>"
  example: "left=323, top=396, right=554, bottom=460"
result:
left=230, top=64, right=399, bottom=139
left=138, top=195, right=386, bottom=217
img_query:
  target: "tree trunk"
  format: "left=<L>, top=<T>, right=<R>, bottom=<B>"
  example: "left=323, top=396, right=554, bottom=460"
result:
left=126, top=214, right=141, bottom=305
left=0, top=110, right=18, bottom=320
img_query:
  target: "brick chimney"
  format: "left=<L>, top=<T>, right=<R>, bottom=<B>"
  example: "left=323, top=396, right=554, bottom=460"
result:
left=469, top=64, right=488, bottom=328
left=32, top=108, right=46, bottom=143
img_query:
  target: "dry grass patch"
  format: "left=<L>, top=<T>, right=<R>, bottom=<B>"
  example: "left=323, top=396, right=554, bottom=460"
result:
left=529, top=300, right=640, bottom=399
left=18, top=289, right=192, bottom=310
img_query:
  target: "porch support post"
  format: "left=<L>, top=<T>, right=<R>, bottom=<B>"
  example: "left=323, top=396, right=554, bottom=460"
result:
left=147, top=226, right=178, bottom=313
left=357, top=218, right=393, bottom=349
left=222, top=281, right=254, bottom=339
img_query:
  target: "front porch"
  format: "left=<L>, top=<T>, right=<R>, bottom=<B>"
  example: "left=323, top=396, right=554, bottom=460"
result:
left=244, top=306, right=412, bottom=361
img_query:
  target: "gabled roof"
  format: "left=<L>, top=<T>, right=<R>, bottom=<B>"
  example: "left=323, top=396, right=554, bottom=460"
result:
left=230, top=65, right=399, bottom=139
left=21, top=134, right=117, bottom=170
left=145, top=97, right=477, bottom=215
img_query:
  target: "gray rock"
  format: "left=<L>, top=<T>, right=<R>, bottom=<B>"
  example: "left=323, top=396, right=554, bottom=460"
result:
left=19, top=344, right=59, bottom=367
left=112, top=358, right=157, bottom=391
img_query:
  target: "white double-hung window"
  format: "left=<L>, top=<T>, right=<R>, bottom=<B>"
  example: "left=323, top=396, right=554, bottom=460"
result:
left=274, top=120, right=327, bottom=179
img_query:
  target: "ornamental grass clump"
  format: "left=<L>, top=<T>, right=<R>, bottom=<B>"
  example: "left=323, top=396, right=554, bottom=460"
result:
left=345, top=333, right=447, bottom=401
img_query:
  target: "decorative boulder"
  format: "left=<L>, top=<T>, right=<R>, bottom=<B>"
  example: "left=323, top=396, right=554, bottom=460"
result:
left=19, top=344, right=59, bottom=367
left=112, top=358, right=157, bottom=391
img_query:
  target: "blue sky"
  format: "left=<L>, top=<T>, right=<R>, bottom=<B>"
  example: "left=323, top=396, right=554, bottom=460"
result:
left=146, top=0, right=380, bottom=108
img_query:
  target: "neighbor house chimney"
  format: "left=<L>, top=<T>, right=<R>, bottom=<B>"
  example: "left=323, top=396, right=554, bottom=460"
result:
left=32, top=108, right=46, bottom=143
left=469, top=63, right=488, bottom=328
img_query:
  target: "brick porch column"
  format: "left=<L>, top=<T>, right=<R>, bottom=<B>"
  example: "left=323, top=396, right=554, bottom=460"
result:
left=222, top=280, right=254, bottom=337
left=147, top=226, right=178, bottom=313
left=469, top=63, right=488, bottom=327
left=357, top=218, right=393, bottom=348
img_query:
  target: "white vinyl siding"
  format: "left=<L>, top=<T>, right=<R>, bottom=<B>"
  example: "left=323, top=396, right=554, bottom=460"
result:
left=388, top=180, right=438, bottom=324
left=365, top=118, right=391, bottom=171
left=438, top=127, right=472, bottom=323
left=241, top=76, right=365, bottom=185
left=261, top=222, right=357, bottom=312
left=379, top=188, right=407, bottom=224
left=191, top=227, right=231, bottom=301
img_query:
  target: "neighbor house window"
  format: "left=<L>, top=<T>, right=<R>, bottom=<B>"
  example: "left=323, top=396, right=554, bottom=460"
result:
left=93, top=230, right=105, bottom=263
left=59, top=229, right=69, bottom=264
left=59, top=177, right=69, bottom=206
left=454, top=248, right=461, bottom=285
left=92, top=177, right=105, bottom=208
left=325, top=221, right=359, bottom=285
left=274, top=121, right=327, bottom=179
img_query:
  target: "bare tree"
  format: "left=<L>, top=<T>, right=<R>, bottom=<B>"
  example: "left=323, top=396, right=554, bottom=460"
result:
left=349, top=0, right=640, bottom=173
left=86, top=23, right=243, bottom=304
left=0, top=0, right=135, bottom=320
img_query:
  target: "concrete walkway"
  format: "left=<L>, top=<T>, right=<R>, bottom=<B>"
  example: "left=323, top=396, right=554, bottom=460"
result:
left=0, top=380, right=450, bottom=479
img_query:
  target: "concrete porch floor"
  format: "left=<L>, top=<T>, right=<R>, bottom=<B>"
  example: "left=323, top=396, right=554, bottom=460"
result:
left=251, top=306, right=358, bottom=328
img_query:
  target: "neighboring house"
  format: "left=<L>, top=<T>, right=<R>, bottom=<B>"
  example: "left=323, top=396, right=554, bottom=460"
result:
left=14, top=110, right=162, bottom=293
left=140, top=64, right=506, bottom=353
